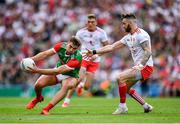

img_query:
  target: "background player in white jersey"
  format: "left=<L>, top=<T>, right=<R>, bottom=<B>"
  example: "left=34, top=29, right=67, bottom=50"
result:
left=84, top=14, right=154, bottom=114
left=62, top=14, right=109, bottom=107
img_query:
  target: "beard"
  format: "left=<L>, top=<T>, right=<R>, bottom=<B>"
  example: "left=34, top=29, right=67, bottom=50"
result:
left=125, top=24, right=131, bottom=32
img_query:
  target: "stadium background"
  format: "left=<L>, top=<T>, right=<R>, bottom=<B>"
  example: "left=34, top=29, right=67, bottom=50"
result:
left=0, top=0, right=179, bottom=98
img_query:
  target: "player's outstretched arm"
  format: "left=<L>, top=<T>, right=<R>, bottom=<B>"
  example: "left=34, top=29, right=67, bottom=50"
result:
left=28, top=65, right=73, bottom=75
left=83, top=40, right=125, bottom=58
left=96, top=40, right=125, bottom=55
left=28, top=58, right=80, bottom=75
left=140, top=40, right=152, bottom=65
left=31, top=48, right=56, bottom=62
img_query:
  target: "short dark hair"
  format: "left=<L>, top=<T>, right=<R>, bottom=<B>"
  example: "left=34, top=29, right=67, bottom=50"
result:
left=87, top=14, right=96, bottom=20
left=69, top=36, right=81, bottom=47
left=121, top=13, right=136, bottom=20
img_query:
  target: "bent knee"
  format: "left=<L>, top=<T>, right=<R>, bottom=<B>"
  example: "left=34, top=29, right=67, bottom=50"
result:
left=65, top=82, right=76, bottom=90
left=35, top=83, right=44, bottom=89
left=117, top=74, right=126, bottom=83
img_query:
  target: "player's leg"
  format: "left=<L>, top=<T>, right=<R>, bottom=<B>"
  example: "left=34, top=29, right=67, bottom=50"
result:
left=76, top=66, right=88, bottom=96
left=128, top=87, right=153, bottom=113
left=127, top=66, right=154, bottom=113
left=26, top=75, right=57, bottom=109
left=62, top=66, right=86, bottom=107
left=41, top=77, right=78, bottom=115
left=84, top=72, right=94, bottom=90
left=112, top=68, right=137, bottom=114
left=83, top=61, right=99, bottom=90
left=113, top=66, right=153, bottom=114
left=62, top=88, right=75, bottom=108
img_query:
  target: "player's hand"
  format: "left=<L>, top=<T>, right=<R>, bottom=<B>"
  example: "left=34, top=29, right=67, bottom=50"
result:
left=132, top=64, right=144, bottom=71
left=89, top=55, right=98, bottom=61
left=82, top=48, right=93, bottom=60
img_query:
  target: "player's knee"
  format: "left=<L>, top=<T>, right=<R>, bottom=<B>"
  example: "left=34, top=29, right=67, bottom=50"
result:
left=34, top=82, right=43, bottom=89
left=128, top=89, right=135, bottom=95
left=68, top=83, right=76, bottom=89
left=117, top=74, right=126, bottom=83
left=62, top=83, right=69, bottom=90
left=64, top=82, right=75, bottom=90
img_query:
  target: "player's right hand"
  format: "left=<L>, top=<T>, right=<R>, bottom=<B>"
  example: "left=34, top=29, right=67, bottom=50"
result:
left=82, top=48, right=93, bottom=60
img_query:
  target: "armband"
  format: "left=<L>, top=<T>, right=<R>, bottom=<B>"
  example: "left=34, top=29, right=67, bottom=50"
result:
left=92, top=50, right=97, bottom=54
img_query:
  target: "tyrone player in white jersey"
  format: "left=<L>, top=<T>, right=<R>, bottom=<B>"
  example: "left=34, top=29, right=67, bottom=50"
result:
left=84, top=14, right=154, bottom=115
left=62, top=14, right=109, bottom=107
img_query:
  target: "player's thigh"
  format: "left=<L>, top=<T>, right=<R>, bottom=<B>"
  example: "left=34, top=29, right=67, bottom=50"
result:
left=35, top=75, right=57, bottom=87
left=62, top=77, right=78, bottom=89
left=118, top=68, right=140, bottom=83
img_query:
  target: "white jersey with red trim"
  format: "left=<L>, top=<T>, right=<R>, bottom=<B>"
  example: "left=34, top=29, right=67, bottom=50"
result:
left=120, top=28, right=153, bottom=66
left=76, top=27, right=108, bottom=62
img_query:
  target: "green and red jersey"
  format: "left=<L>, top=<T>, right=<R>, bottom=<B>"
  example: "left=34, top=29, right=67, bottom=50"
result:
left=53, top=42, right=82, bottom=78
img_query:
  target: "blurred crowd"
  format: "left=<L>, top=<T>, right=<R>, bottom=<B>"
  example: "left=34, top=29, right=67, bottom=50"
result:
left=0, top=0, right=179, bottom=97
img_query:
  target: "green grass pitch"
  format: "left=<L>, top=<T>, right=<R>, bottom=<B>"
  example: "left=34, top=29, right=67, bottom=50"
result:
left=0, top=97, right=180, bottom=123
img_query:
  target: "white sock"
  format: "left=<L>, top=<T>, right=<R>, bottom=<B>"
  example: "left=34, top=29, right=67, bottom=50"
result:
left=119, top=103, right=127, bottom=108
left=143, top=103, right=148, bottom=109
left=64, top=98, right=71, bottom=103
left=78, top=80, right=85, bottom=88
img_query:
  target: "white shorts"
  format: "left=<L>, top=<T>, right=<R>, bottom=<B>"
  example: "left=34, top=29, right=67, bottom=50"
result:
left=56, top=74, right=70, bottom=82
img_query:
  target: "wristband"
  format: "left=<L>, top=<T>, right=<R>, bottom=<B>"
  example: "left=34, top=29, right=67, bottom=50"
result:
left=92, top=50, right=97, bottom=54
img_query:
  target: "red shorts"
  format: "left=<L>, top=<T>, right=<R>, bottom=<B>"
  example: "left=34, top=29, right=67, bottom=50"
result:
left=141, top=65, right=153, bottom=81
left=81, top=60, right=99, bottom=73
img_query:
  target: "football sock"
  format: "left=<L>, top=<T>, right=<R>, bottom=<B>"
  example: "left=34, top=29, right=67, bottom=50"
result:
left=119, top=83, right=127, bottom=104
left=78, top=80, right=85, bottom=88
left=128, top=89, right=145, bottom=105
left=37, top=94, right=43, bottom=100
left=119, top=103, right=127, bottom=108
left=64, top=98, right=70, bottom=103
left=43, top=103, right=54, bottom=111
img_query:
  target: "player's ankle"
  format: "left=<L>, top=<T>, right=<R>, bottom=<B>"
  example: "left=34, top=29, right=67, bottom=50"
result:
left=79, top=82, right=85, bottom=88
left=36, top=95, right=43, bottom=100
left=64, top=98, right=71, bottom=103
left=44, top=103, right=54, bottom=111
left=119, top=103, right=127, bottom=108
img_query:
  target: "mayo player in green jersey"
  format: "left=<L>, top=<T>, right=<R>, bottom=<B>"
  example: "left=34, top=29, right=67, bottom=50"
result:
left=25, top=36, right=82, bottom=115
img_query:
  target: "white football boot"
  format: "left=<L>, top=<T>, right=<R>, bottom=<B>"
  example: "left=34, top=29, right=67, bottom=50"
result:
left=112, top=106, right=128, bottom=115
left=144, top=103, right=153, bottom=113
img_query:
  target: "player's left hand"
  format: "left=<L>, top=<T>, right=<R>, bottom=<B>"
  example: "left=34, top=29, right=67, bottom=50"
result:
left=132, top=64, right=144, bottom=71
